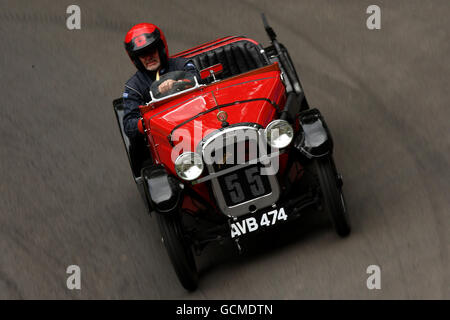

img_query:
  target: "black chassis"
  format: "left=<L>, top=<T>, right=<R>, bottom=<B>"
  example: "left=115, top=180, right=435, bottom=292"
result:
left=112, top=14, right=340, bottom=254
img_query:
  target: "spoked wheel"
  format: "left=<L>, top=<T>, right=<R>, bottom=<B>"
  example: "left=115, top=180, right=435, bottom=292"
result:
left=314, top=156, right=351, bottom=237
left=156, top=211, right=198, bottom=291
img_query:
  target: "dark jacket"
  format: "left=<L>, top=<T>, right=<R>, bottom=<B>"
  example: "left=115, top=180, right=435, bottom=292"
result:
left=123, top=57, right=199, bottom=139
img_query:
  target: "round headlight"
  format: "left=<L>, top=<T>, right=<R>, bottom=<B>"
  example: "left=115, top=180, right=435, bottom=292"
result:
left=174, top=152, right=204, bottom=181
left=265, top=120, right=294, bottom=149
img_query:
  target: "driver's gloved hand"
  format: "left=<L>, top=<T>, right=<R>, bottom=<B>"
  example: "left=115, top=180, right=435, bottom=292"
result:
left=158, top=79, right=177, bottom=94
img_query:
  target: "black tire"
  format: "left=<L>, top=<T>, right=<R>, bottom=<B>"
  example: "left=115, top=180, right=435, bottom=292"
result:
left=156, top=212, right=198, bottom=291
left=314, top=157, right=351, bottom=237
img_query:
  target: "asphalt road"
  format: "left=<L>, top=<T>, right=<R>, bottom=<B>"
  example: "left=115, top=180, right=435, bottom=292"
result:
left=0, top=0, right=449, bottom=299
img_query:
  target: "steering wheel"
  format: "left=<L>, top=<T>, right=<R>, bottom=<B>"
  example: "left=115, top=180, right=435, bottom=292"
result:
left=150, top=71, right=195, bottom=99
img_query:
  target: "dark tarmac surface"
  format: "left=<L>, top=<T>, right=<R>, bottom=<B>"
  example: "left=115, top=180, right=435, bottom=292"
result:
left=0, top=0, right=449, bottom=299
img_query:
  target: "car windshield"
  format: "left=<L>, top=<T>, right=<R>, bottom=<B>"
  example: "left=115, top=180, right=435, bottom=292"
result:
left=149, top=71, right=201, bottom=101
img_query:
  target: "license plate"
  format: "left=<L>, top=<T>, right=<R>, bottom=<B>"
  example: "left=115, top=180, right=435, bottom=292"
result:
left=230, top=207, right=288, bottom=238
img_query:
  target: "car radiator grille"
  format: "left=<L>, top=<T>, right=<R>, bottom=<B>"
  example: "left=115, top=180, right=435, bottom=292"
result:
left=200, top=125, right=280, bottom=217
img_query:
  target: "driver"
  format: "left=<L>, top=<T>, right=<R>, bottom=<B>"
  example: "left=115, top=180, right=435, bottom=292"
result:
left=123, top=23, right=199, bottom=139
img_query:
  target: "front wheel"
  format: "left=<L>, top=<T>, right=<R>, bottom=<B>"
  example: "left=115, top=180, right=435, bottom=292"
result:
left=156, top=212, right=198, bottom=291
left=314, top=157, right=351, bottom=237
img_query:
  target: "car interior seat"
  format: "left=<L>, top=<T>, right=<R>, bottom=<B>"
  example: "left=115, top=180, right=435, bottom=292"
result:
left=177, top=38, right=270, bottom=81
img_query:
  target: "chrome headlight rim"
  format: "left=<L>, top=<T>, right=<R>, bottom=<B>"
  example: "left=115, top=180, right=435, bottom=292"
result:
left=174, top=152, right=204, bottom=181
left=264, top=119, right=294, bottom=149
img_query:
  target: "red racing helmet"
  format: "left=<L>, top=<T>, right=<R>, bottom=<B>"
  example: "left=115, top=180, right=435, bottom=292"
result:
left=124, top=23, right=169, bottom=71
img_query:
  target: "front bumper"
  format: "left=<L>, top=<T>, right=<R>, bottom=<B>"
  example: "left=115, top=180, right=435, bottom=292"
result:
left=189, top=188, right=319, bottom=249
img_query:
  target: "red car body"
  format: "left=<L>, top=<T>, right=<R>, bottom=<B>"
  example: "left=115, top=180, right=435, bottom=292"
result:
left=139, top=61, right=291, bottom=209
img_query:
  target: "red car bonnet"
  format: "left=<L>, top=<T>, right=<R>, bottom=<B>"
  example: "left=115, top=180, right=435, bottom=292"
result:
left=140, top=63, right=286, bottom=175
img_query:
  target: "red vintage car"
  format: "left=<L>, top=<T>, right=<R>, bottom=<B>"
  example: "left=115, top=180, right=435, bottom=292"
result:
left=113, top=15, right=350, bottom=291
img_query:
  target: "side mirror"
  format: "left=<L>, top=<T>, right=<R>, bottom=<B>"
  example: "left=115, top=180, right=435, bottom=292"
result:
left=200, top=63, right=223, bottom=81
